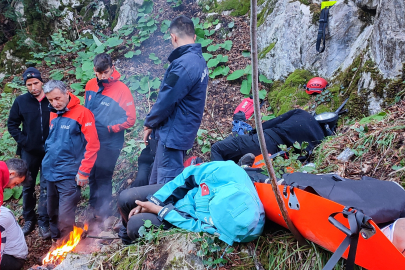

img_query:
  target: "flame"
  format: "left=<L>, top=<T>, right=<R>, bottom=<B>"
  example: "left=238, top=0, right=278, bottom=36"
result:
left=42, top=226, right=85, bottom=265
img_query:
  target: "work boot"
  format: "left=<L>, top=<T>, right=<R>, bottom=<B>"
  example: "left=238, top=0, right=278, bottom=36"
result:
left=238, top=153, right=255, bottom=167
left=21, top=221, right=36, bottom=236
left=38, top=226, right=51, bottom=239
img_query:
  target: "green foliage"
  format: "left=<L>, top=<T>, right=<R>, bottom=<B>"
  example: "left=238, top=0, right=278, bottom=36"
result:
left=227, top=65, right=252, bottom=81
left=259, top=74, right=273, bottom=84
left=196, top=129, right=222, bottom=154
left=192, top=233, right=231, bottom=267
left=202, top=53, right=213, bottom=61
left=358, top=111, right=387, bottom=124
left=49, top=69, right=64, bottom=80
left=267, top=69, right=313, bottom=115
left=124, top=50, right=141, bottom=58
left=160, top=20, right=171, bottom=40
left=148, top=53, right=161, bottom=64
left=209, top=66, right=230, bottom=79
left=207, top=54, right=228, bottom=68
left=167, top=0, right=182, bottom=8
left=3, top=186, right=23, bottom=202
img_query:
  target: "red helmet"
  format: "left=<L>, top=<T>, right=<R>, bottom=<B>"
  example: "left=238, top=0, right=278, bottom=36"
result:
left=306, top=77, right=328, bottom=94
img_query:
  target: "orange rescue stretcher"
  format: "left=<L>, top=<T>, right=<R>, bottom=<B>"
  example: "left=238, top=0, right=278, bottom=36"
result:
left=254, top=182, right=405, bottom=269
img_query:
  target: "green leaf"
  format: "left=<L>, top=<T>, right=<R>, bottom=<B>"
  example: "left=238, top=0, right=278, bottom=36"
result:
left=70, top=83, right=84, bottom=95
left=205, top=4, right=210, bottom=10
left=359, top=111, right=387, bottom=124
left=244, top=65, right=252, bottom=74
left=92, top=34, right=103, bottom=47
left=161, top=20, right=171, bottom=33
left=352, top=67, right=358, bottom=71
left=191, top=17, right=200, bottom=26
left=204, top=29, right=215, bottom=36
left=138, top=226, right=147, bottom=237
left=3, top=189, right=13, bottom=201
left=202, top=53, right=213, bottom=61
left=207, top=58, right=220, bottom=68
left=293, top=141, right=301, bottom=149
left=213, top=19, right=219, bottom=25
left=259, top=89, right=267, bottom=100
left=195, top=28, right=205, bottom=39
left=149, top=53, right=159, bottom=60
left=105, top=37, right=123, bottom=47
left=197, top=38, right=213, bottom=47
left=242, top=51, right=250, bottom=57
left=201, top=144, right=211, bottom=154
left=124, top=51, right=136, bottom=58
left=82, top=61, right=93, bottom=71
left=207, top=44, right=220, bottom=52
left=240, top=78, right=252, bottom=95
left=144, top=220, right=153, bottom=228
left=94, top=44, right=105, bottom=54
left=209, top=66, right=230, bottom=79
left=259, top=74, right=273, bottom=84
left=262, top=114, right=275, bottom=121
left=227, top=69, right=245, bottom=80
left=203, top=22, right=212, bottom=29
left=220, top=40, right=232, bottom=51
left=50, top=70, right=64, bottom=80
left=392, top=165, right=403, bottom=171
left=228, top=21, right=235, bottom=28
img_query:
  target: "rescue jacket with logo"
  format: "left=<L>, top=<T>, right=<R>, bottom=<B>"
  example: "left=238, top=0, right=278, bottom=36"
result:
left=7, top=92, right=50, bottom=156
left=42, top=93, right=100, bottom=182
left=84, top=69, right=136, bottom=149
left=144, top=43, right=208, bottom=150
left=147, top=161, right=265, bottom=245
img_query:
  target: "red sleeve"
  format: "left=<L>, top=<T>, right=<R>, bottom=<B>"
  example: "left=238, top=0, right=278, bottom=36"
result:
left=77, top=109, right=100, bottom=178
left=108, top=86, right=136, bottom=133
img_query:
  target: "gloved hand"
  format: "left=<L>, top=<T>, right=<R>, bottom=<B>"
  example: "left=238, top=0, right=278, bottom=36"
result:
left=75, top=173, right=89, bottom=187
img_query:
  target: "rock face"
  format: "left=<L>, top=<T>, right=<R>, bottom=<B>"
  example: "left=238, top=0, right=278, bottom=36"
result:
left=113, top=0, right=144, bottom=32
left=257, top=0, right=404, bottom=81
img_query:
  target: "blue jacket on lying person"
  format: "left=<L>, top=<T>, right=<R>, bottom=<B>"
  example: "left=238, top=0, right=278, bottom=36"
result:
left=148, top=161, right=265, bottom=245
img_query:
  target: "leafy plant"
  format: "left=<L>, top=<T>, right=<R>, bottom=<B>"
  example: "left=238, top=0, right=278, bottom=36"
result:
left=192, top=233, right=232, bottom=267
left=124, top=50, right=141, bottom=58
left=207, top=54, right=228, bottom=68
left=149, top=53, right=161, bottom=64
left=167, top=0, right=182, bottom=8
left=209, top=66, right=230, bottom=79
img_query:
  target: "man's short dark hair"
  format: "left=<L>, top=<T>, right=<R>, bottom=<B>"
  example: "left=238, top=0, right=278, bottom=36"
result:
left=5, top=158, right=30, bottom=185
left=93, top=53, right=113, bottom=72
left=169, top=15, right=195, bottom=38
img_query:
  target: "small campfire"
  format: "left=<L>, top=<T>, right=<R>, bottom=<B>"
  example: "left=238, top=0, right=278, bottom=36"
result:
left=42, top=224, right=88, bottom=266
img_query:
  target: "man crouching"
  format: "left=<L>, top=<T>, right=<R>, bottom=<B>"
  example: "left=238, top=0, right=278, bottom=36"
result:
left=41, top=80, right=100, bottom=242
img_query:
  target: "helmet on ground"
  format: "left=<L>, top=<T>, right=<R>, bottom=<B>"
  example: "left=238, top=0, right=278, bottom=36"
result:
left=306, top=77, right=328, bottom=94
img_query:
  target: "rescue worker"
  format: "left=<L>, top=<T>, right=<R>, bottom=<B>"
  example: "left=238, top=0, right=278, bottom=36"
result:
left=7, top=67, right=50, bottom=238
left=42, top=80, right=100, bottom=241
left=117, top=161, right=265, bottom=245
left=143, top=15, right=208, bottom=185
left=84, top=53, right=136, bottom=219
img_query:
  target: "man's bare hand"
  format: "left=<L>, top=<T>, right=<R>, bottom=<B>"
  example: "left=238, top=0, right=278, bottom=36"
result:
left=143, top=126, right=152, bottom=145
left=128, top=205, right=143, bottom=219
left=135, top=200, right=163, bottom=215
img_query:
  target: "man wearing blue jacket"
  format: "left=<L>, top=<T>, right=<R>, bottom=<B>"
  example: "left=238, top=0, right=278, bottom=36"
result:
left=117, top=161, right=265, bottom=245
left=143, top=15, right=208, bottom=185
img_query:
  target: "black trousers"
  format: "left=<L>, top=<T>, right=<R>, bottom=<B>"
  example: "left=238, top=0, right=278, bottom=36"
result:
left=21, top=149, right=49, bottom=227
left=117, top=184, right=172, bottom=243
left=149, top=140, right=185, bottom=185
left=131, top=144, right=154, bottom=188
left=0, top=254, right=25, bottom=270
left=89, top=146, right=121, bottom=218
left=210, top=132, right=279, bottom=163
left=47, top=179, right=81, bottom=240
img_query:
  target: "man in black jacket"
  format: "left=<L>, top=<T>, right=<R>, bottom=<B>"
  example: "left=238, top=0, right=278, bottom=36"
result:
left=7, top=67, right=50, bottom=239
left=210, top=109, right=326, bottom=162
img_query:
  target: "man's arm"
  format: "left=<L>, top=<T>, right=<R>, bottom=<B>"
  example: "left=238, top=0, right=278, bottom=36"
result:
left=7, top=99, right=26, bottom=146
left=144, top=64, right=192, bottom=129
left=77, top=110, right=100, bottom=179
left=108, top=86, right=136, bottom=133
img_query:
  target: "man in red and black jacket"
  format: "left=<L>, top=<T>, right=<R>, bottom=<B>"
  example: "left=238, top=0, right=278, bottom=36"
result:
left=42, top=80, right=100, bottom=241
left=84, top=53, right=136, bottom=219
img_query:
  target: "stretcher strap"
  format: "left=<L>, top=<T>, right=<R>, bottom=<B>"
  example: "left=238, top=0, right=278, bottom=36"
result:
left=323, top=207, right=370, bottom=270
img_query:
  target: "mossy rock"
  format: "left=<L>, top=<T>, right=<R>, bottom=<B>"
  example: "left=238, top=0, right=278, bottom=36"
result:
left=259, top=42, right=276, bottom=59
left=3, top=83, right=13, bottom=94
left=257, top=0, right=278, bottom=27
left=212, top=0, right=252, bottom=16
left=268, top=69, right=313, bottom=115
left=0, top=36, right=32, bottom=73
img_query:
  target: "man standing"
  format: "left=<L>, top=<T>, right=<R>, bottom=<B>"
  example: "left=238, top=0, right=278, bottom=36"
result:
left=84, top=53, right=136, bottom=219
left=42, top=80, right=99, bottom=241
left=7, top=67, right=50, bottom=238
left=143, top=15, right=208, bottom=185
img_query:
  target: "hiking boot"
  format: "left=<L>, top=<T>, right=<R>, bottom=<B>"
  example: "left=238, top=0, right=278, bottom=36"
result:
left=38, top=226, right=51, bottom=239
left=21, top=221, right=36, bottom=236
left=238, top=153, right=255, bottom=167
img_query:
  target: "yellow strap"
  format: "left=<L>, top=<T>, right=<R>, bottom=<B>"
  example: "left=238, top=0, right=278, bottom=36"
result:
left=321, top=1, right=337, bottom=9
